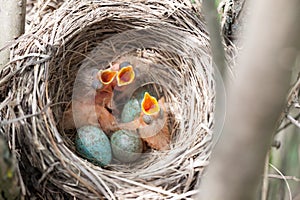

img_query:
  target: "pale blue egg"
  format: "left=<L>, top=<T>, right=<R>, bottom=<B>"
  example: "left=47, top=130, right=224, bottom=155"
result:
left=121, top=98, right=141, bottom=123
left=111, top=130, right=143, bottom=162
left=120, top=84, right=160, bottom=123
left=75, top=126, right=112, bottom=166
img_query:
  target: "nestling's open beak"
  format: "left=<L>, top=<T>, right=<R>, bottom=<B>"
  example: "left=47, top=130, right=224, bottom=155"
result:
left=117, top=65, right=135, bottom=86
left=141, top=92, right=160, bottom=115
left=99, top=69, right=117, bottom=85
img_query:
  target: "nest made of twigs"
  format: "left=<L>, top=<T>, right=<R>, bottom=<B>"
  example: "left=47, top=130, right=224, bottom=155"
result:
left=0, top=0, right=216, bottom=199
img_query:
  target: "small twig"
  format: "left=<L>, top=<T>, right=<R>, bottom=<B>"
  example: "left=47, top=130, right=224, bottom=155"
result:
left=15, top=162, right=26, bottom=196
left=0, top=102, right=67, bottom=126
left=269, top=163, right=292, bottom=200
left=0, top=105, right=50, bottom=126
left=287, top=114, right=300, bottom=129
left=169, top=190, right=199, bottom=200
left=38, top=162, right=60, bottom=184
left=268, top=174, right=300, bottom=182
left=108, top=174, right=180, bottom=198
left=261, top=152, right=269, bottom=200
left=277, top=113, right=300, bottom=133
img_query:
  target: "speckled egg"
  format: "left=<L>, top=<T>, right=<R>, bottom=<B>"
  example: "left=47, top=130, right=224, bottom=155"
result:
left=121, top=98, right=141, bottom=123
left=75, top=125, right=112, bottom=166
left=111, top=130, right=143, bottom=162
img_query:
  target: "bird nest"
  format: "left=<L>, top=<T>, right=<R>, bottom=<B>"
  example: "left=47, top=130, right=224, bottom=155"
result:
left=0, top=0, right=218, bottom=199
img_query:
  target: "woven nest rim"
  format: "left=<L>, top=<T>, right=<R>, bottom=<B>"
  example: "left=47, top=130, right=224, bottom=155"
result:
left=1, top=0, right=217, bottom=199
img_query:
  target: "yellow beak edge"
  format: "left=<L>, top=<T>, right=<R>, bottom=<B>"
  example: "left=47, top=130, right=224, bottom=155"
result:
left=141, top=92, right=160, bottom=115
left=99, top=69, right=117, bottom=85
left=117, top=65, right=135, bottom=87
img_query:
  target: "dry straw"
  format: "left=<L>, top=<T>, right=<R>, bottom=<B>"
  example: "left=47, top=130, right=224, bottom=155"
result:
left=0, top=0, right=218, bottom=199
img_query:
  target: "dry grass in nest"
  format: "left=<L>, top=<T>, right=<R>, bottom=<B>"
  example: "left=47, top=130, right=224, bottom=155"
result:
left=0, top=0, right=216, bottom=199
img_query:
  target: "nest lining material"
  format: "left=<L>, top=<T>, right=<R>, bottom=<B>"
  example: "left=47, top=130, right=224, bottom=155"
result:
left=0, top=0, right=215, bottom=199
left=26, top=0, right=65, bottom=31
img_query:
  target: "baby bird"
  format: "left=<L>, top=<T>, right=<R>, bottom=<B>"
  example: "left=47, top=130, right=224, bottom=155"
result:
left=111, top=56, right=154, bottom=106
left=117, top=92, right=170, bottom=150
left=139, top=93, right=170, bottom=150
left=62, top=99, right=100, bottom=129
left=94, top=64, right=120, bottom=133
left=96, top=61, right=136, bottom=105
left=95, top=61, right=136, bottom=90
left=116, top=61, right=136, bottom=87
left=63, top=65, right=118, bottom=131
left=63, top=60, right=141, bottom=134
left=94, top=62, right=138, bottom=134
left=94, top=68, right=117, bottom=109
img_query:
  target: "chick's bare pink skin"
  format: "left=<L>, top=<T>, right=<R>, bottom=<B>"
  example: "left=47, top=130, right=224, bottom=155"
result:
left=111, top=62, right=120, bottom=71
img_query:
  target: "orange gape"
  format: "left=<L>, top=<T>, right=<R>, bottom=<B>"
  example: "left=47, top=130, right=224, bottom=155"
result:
left=98, top=69, right=117, bottom=85
left=95, top=63, right=137, bottom=134
left=139, top=96, right=170, bottom=150
left=141, top=92, right=160, bottom=115
left=116, top=65, right=135, bottom=86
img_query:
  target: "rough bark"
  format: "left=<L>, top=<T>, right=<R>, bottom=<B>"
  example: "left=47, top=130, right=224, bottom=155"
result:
left=197, top=0, right=300, bottom=199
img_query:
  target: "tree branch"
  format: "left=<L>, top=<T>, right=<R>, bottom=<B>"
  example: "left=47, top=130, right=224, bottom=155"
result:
left=202, top=0, right=227, bottom=81
left=197, top=0, right=300, bottom=199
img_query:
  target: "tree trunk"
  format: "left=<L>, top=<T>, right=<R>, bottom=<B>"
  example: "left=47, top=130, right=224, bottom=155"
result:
left=0, top=0, right=26, bottom=70
left=197, top=0, right=300, bottom=199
